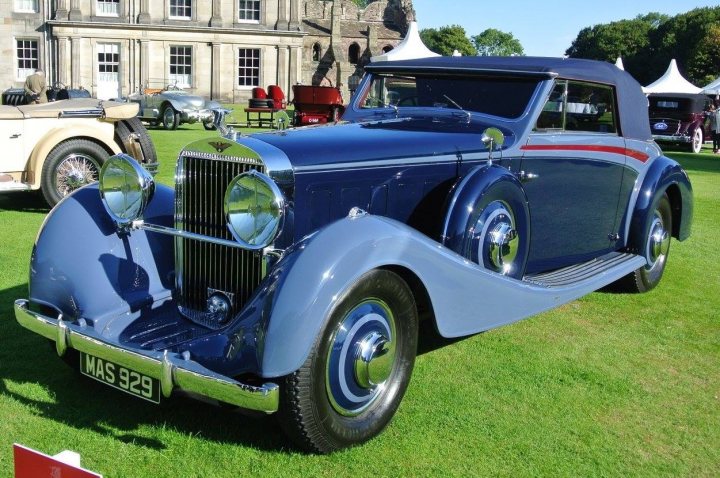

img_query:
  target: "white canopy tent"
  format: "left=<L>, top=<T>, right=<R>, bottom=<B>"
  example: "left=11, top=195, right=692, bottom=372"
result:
left=702, top=77, right=720, bottom=96
left=615, top=57, right=624, bottom=70
left=370, top=21, right=440, bottom=62
left=643, top=59, right=702, bottom=94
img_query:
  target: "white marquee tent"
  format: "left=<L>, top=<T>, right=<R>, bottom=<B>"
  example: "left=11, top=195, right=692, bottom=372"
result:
left=702, top=76, right=720, bottom=96
left=643, top=59, right=702, bottom=94
left=370, top=21, right=440, bottom=62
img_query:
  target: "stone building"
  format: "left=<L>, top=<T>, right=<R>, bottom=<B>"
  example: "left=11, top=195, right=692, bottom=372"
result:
left=2, top=0, right=413, bottom=103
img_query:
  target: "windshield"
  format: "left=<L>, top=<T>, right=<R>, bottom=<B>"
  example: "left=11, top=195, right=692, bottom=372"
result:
left=359, top=73, right=541, bottom=119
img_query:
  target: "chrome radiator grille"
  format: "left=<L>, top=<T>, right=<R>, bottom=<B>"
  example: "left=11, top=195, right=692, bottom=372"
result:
left=176, top=152, right=265, bottom=328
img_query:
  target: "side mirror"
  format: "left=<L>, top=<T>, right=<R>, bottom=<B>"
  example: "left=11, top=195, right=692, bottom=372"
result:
left=481, top=127, right=505, bottom=162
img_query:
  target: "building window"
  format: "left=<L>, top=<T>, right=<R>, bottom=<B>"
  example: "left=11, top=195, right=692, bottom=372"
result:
left=97, top=0, right=119, bottom=16
left=170, top=46, right=192, bottom=88
left=16, top=39, right=39, bottom=80
left=238, top=48, right=260, bottom=87
left=97, top=43, right=119, bottom=75
left=348, top=43, right=360, bottom=65
left=170, top=0, right=192, bottom=19
left=238, top=0, right=260, bottom=22
left=14, top=0, right=38, bottom=12
left=312, top=43, right=321, bottom=62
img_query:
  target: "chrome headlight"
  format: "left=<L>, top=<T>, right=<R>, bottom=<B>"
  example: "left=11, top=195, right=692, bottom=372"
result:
left=99, top=154, right=155, bottom=226
left=224, top=170, right=284, bottom=250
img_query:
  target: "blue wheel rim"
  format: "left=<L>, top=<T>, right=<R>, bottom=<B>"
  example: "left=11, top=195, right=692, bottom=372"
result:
left=325, top=299, right=396, bottom=416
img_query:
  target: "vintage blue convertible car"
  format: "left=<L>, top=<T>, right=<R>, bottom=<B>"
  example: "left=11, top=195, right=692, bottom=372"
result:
left=15, top=57, right=692, bottom=453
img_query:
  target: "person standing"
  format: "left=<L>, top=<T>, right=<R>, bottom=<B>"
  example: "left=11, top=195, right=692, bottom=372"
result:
left=710, top=102, right=720, bottom=154
left=24, top=68, right=48, bottom=104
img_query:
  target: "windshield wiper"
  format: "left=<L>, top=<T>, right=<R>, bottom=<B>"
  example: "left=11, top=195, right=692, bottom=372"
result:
left=443, top=95, right=471, bottom=123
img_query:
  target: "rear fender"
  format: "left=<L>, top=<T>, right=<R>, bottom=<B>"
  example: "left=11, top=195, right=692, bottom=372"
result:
left=625, top=155, right=693, bottom=249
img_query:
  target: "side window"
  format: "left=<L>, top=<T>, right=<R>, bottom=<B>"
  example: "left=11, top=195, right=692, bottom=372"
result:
left=536, top=80, right=617, bottom=134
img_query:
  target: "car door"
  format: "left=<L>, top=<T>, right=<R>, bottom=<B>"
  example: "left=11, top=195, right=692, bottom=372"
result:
left=520, top=79, right=626, bottom=274
left=0, top=107, right=27, bottom=174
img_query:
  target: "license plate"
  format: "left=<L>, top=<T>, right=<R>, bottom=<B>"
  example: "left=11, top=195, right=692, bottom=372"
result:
left=79, top=352, right=160, bottom=404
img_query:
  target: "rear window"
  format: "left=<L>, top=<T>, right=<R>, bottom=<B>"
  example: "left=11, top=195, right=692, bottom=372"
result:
left=360, top=74, right=540, bottom=119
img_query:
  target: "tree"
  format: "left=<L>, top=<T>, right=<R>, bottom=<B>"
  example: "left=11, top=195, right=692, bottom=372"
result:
left=565, top=14, right=665, bottom=62
left=565, top=7, right=720, bottom=85
left=420, top=25, right=477, bottom=56
left=689, top=23, right=720, bottom=85
left=472, top=28, right=524, bottom=56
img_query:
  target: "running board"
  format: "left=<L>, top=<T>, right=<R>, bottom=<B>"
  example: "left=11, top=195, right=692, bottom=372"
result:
left=523, top=252, right=645, bottom=288
left=0, top=181, right=31, bottom=192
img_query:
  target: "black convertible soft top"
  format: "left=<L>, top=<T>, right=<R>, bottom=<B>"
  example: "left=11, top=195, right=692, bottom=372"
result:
left=366, top=56, right=651, bottom=140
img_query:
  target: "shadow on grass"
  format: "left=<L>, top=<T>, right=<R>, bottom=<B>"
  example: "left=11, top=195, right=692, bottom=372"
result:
left=0, top=284, right=288, bottom=453
left=0, top=190, right=50, bottom=213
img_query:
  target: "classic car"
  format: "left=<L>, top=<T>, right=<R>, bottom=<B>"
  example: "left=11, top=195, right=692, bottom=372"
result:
left=648, top=92, right=711, bottom=153
left=14, top=57, right=692, bottom=453
left=2, top=83, right=91, bottom=106
left=291, top=84, right=344, bottom=125
left=0, top=98, right=157, bottom=206
left=126, top=85, right=223, bottom=130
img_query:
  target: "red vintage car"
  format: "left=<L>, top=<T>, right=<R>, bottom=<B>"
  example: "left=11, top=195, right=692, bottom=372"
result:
left=291, top=85, right=344, bottom=126
left=649, top=93, right=711, bottom=153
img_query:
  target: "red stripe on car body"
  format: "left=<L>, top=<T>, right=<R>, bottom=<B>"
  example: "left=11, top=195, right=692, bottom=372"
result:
left=520, top=144, right=650, bottom=163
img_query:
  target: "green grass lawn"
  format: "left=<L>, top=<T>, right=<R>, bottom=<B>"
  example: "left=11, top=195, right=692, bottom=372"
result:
left=0, top=127, right=718, bottom=477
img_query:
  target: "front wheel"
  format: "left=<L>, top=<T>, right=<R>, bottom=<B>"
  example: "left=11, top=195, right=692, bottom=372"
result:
left=41, top=139, right=108, bottom=207
left=161, top=105, right=180, bottom=130
left=278, top=269, right=418, bottom=453
left=690, top=127, right=703, bottom=154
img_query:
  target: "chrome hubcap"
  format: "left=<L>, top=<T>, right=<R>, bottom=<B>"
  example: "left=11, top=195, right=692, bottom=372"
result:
left=354, top=331, right=393, bottom=389
left=326, top=299, right=396, bottom=416
left=474, top=201, right=519, bottom=275
left=55, top=154, right=99, bottom=196
left=647, top=216, right=670, bottom=267
left=164, top=108, right=174, bottom=124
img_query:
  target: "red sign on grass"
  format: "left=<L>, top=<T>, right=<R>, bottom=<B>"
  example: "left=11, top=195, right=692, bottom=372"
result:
left=13, top=444, right=102, bottom=478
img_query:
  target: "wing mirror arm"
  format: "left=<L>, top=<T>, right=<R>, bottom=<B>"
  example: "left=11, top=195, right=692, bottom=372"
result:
left=481, top=127, right=505, bottom=165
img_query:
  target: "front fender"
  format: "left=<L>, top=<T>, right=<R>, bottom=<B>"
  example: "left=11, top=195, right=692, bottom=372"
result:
left=258, top=211, right=639, bottom=378
left=28, top=122, right=120, bottom=188
left=626, top=155, right=693, bottom=249
left=29, top=183, right=175, bottom=324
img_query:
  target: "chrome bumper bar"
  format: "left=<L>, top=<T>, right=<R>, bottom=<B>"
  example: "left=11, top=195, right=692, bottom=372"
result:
left=652, top=134, right=691, bottom=143
left=14, top=299, right=279, bottom=413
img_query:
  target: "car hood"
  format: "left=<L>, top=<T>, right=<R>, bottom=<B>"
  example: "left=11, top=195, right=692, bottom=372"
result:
left=252, top=117, right=518, bottom=170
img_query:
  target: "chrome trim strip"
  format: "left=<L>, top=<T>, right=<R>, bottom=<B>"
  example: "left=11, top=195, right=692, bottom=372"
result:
left=14, top=299, right=279, bottom=413
left=293, top=153, right=461, bottom=173
left=134, top=221, right=257, bottom=250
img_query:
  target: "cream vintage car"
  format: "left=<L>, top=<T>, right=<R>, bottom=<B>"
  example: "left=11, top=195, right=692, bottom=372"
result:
left=0, top=98, right=157, bottom=206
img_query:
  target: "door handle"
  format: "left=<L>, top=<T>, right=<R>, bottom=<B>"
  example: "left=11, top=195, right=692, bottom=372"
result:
left=518, top=170, right=539, bottom=182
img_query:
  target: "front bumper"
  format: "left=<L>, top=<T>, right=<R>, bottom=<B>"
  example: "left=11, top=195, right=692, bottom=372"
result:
left=181, top=109, right=214, bottom=124
left=14, top=299, right=279, bottom=413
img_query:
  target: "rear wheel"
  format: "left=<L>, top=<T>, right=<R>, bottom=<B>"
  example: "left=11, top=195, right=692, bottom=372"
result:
left=279, top=269, right=418, bottom=453
left=615, top=194, right=672, bottom=292
left=41, top=139, right=108, bottom=207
